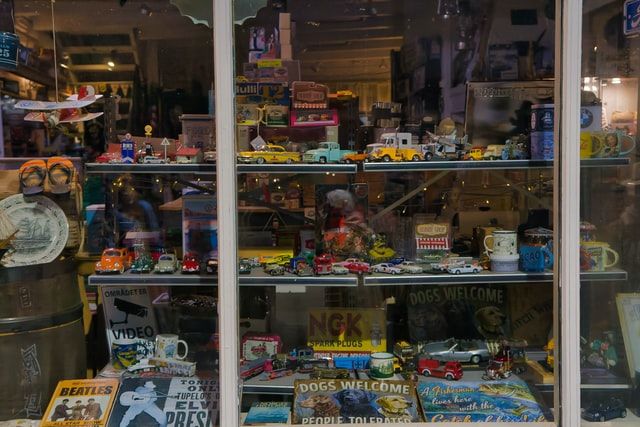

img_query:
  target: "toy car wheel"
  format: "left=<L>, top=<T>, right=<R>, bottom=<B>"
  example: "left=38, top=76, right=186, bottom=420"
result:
left=382, top=155, right=391, bottom=162
left=473, top=268, right=481, bottom=273
left=285, top=158, right=293, bottom=164
left=421, top=369, right=430, bottom=377
left=621, top=410, right=627, bottom=418
left=454, top=269, right=461, bottom=275
left=445, top=373, right=454, bottom=380
left=344, top=158, right=353, bottom=163
left=412, top=155, right=420, bottom=161
left=119, top=265, right=125, bottom=274
left=319, top=157, right=327, bottom=164
left=425, top=152, right=433, bottom=161
left=471, top=355, right=481, bottom=364
left=256, top=157, right=265, bottom=164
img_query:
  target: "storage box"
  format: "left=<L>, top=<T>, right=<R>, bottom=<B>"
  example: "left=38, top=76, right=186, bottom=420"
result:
left=242, top=333, right=282, bottom=360
left=180, top=114, right=214, bottom=150
left=279, top=13, right=291, bottom=29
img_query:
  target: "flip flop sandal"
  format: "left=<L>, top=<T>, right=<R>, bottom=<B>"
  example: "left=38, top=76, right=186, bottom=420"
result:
left=47, top=156, right=75, bottom=194
left=18, top=159, right=47, bottom=195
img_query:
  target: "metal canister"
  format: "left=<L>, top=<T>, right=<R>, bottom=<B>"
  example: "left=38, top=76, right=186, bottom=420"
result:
left=530, top=104, right=554, bottom=160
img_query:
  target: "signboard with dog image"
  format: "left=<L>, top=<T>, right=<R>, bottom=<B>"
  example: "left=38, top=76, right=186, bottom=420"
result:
left=107, top=377, right=218, bottom=427
left=405, top=284, right=509, bottom=342
left=293, top=379, right=421, bottom=424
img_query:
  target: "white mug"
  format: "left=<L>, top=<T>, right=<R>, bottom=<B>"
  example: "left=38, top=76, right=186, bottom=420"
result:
left=155, top=334, right=188, bottom=360
left=484, top=230, right=517, bottom=256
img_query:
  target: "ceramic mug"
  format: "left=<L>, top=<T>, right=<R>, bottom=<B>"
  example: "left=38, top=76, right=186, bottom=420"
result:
left=112, top=338, right=155, bottom=369
left=580, top=241, right=619, bottom=272
left=519, top=244, right=554, bottom=272
left=580, top=132, right=605, bottom=159
left=592, top=131, right=635, bottom=158
left=369, top=352, right=394, bottom=379
left=155, top=334, right=189, bottom=360
left=484, top=230, right=518, bottom=257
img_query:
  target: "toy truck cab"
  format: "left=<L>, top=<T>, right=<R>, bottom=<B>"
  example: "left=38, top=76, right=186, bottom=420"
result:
left=418, top=358, right=463, bottom=380
left=303, top=141, right=354, bottom=163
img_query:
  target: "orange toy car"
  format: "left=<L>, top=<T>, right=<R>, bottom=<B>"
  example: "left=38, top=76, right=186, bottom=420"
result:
left=95, top=248, right=133, bottom=274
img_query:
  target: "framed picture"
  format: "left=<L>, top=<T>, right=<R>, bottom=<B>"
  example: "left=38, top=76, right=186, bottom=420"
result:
left=616, top=293, right=640, bottom=379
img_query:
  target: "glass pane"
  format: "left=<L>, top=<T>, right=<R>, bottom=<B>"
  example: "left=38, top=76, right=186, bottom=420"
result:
left=233, top=1, right=558, bottom=425
left=0, top=1, right=218, bottom=424
left=580, top=0, right=640, bottom=424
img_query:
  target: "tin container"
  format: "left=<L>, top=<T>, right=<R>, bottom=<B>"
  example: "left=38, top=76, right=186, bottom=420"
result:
left=369, top=352, right=394, bottom=379
left=530, top=104, right=554, bottom=160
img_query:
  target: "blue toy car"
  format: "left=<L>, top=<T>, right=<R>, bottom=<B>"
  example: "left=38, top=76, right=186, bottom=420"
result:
left=581, top=397, right=626, bottom=422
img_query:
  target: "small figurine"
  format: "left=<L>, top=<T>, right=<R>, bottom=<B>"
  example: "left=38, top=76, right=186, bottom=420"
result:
left=181, top=253, right=201, bottom=274
left=154, top=253, right=178, bottom=274
left=368, top=237, right=396, bottom=263
left=418, top=358, right=463, bottom=381
left=95, top=248, right=132, bottom=274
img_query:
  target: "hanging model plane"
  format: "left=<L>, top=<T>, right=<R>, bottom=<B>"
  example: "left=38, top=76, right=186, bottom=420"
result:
left=15, top=85, right=104, bottom=125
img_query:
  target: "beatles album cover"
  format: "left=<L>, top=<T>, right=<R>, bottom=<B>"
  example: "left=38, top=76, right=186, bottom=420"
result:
left=42, top=379, right=119, bottom=426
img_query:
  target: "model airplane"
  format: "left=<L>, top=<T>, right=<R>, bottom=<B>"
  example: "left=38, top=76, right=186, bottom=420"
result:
left=15, top=85, right=103, bottom=111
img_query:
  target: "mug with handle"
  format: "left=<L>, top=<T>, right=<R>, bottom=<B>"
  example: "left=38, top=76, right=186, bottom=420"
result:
left=580, top=132, right=605, bottom=159
left=155, top=334, right=189, bottom=360
left=519, top=244, right=554, bottom=272
left=580, top=241, right=619, bottom=271
left=484, top=230, right=518, bottom=257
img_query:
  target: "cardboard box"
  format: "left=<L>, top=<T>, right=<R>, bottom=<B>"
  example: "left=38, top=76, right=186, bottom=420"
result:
left=281, top=44, right=293, bottom=60
left=280, top=28, right=291, bottom=45
left=279, top=13, right=291, bottom=29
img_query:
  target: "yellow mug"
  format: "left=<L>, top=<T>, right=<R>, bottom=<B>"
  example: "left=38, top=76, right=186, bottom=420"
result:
left=580, top=241, right=619, bottom=271
left=580, top=132, right=605, bottom=159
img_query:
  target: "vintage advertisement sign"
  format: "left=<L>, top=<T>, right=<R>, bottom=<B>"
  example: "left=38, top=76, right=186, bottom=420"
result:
left=293, top=379, right=421, bottom=424
left=406, top=284, right=508, bottom=342
left=0, top=32, right=18, bottom=70
left=107, top=377, right=218, bottom=427
left=41, top=379, right=119, bottom=426
left=101, top=286, right=158, bottom=349
left=307, top=308, right=386, bottom=353
left=624, top=0, right=640, bottom=36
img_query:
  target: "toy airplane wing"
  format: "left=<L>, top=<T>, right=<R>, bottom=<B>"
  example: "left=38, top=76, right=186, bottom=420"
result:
left=16, top=85, right=103, bottom=110
left=16, top=97, right=103, bottom=110
left=24, top=111, right=103, bottom=123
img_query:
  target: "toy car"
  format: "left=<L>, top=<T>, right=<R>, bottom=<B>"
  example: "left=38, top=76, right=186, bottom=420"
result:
left=203, top=151, right=216, bottom=163
left=264, top=263, right=285, bottom=276
left=205, top=258, right=218, bottom=274
left=371, top=263, right=403, bottom=274
left=130, top=253, right=154, bottom=274
left=389, top=257, right=406, bottom=265
left=430, top=256, right=473, bottom=272
left=330, top=263, right=349, bottom=275
left=181, top=253, right=201, bottom=274
left=95, top=248, right=132, bottom=274
left=341, top=258, right=370, bottom=274
left=418, top=358, right=463, bottom=380
left=341, top=152, right=369, bottom=163
left=446, top=263, right=482, bottom=274
left=310, top=367, right=350, bottom=379
left=237, top=144, right=301, bottom=164
left=482, top=359, right=512, bottom=380
left=154, top=253, right=178, bottom=273
left=239, top=259, right=252, bottom=274
left=313, top=253, right=335, bottom=275
left=423, top=338, right=490, bottom=364
left=397, top=261, right=423, bottom=274
left=465, top=147, right=485, bottom=160
left=582, top=397, right=627, bottom=422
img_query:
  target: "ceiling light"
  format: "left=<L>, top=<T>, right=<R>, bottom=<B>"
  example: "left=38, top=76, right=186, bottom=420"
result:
left=107, top=61, right=115, bottom=68
left=612, top=77, right=622, bottom=84
left=60, top=63, right=69, bottom=69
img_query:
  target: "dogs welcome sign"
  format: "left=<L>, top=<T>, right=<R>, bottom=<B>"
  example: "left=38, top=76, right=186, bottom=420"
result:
left=293, top=379, right=421, bottom=424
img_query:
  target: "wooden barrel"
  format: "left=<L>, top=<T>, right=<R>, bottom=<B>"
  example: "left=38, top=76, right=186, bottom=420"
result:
left=0, top=259, right=86, bottom=420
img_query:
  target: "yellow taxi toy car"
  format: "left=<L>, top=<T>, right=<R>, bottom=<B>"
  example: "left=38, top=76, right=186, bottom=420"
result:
left=237, top=144, right=301, bottom=164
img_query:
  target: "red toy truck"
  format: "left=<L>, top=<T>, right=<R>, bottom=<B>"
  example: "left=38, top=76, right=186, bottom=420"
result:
left=418, top=357, right=463, bottom=380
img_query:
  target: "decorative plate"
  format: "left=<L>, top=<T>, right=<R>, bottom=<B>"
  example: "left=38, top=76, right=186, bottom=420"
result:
left=0, top=194, right=69, bottom=267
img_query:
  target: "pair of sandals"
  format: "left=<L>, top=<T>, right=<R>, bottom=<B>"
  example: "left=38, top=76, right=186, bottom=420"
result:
left=18, top=157, right=76, bottom=195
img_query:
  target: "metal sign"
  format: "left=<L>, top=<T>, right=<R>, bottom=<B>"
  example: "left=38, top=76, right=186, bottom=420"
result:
left=624, top=0, right=640, bottom=36
left=0, top=32, right=18, bottom=70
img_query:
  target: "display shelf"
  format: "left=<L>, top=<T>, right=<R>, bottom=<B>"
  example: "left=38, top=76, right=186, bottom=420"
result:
left=364, top=269, right=628, bottom=286
left=362, top=157, right=630, bottom=172
left=237, top=163, right=357, bottom=174
left=88, top=271, right=358, bottom=287
left=85, top=163, right=216, bottom=175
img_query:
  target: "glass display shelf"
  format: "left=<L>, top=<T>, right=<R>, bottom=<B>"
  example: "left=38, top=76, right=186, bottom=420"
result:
left=362, top=158, right=630, bottom=172
left=85, top=163, right=216, bottom=175
left=364, top=269, right=628, bottom=286
left=88, top=269, right=627, bottom=287
left=85, top=158, right=628, bottom=176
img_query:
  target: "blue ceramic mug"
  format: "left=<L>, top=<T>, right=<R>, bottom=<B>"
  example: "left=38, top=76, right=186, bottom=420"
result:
left=520, top=244, right=553, bottom=272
